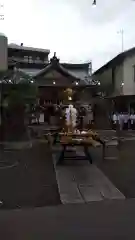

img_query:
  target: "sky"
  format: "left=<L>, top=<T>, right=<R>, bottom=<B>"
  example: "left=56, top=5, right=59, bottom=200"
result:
left=0, top=0, right=135, bottom=71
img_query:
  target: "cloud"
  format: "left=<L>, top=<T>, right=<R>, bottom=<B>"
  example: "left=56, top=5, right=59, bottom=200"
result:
left=1, top=0, right=135, bottom=70
left=64, top=0, right=131, bottom=25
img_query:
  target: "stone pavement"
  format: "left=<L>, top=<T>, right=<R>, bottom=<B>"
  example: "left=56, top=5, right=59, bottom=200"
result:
left=53, top=156, right=125, bottom=204
left=1, top=199, right=135, bottom=240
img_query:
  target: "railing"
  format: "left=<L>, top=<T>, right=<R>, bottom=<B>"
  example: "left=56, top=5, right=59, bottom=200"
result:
left=8, top=57, right=47, bottom=65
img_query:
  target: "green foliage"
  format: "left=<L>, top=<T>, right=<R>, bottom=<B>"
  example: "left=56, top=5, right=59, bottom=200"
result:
left=7, top=83, right=38, bottom=107
left=8, top=90, right=24, bottom=108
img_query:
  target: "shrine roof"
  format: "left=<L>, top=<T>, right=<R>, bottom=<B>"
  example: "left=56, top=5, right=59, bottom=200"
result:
left=34, top=53, right=80, bottom=81
left=62, top=62, right=90, bottom=69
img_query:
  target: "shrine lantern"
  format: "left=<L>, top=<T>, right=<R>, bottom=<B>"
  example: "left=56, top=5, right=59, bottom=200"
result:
left=64, top=88, right=74, bottom=101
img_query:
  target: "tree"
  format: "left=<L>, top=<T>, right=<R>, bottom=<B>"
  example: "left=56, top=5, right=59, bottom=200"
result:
left=1, top=81, right=38, bottom=141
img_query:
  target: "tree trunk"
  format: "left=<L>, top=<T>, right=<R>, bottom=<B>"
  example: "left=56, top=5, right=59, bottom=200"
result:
left=6, top=105, right=27, bottom=141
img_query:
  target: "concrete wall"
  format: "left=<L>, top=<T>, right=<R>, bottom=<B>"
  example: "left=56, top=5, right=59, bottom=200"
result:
left=0, top=34, right=8, bottom=71
left=93, top=58, right=135, bottom=96
left=93, top=68, right=112, bottom=87
left=123, top=54, right=135, bottom=95
left=78, top=89, right=93, bottom=103
left=91, top=53, right=135, bottom=128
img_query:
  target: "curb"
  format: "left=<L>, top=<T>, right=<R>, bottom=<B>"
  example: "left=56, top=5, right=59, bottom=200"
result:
left=0, top=141, right=32, bottom=150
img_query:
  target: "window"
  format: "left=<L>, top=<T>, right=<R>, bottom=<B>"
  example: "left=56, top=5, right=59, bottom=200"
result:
left=34, top=56, right=41, bottom=63
left=29, top=56, right=33, bottom=63
left=24, top=56, right=28, bottom=62
left=133, top=65, right=135, bottom=82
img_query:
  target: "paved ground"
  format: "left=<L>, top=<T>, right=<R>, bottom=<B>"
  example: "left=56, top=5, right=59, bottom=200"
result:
left=0, top=128, right=135, bottom=208
left=53, top=154, right=124, bottom=203
left=95, top=139, right=135, bottom=198
left=0, top=128, right=135, bottom=238
left=1, top=199, right=135, bottom=239
left=52, top=130, right=135, bottom=202
left=0, top=142, right=60, bottom=209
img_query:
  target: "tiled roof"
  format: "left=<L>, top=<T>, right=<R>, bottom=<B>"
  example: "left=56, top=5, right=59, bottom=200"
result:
left=8, top=44, right=50, bottom=53
left=34, top=55, right=80, bottom=81
left=93, top=47, right=135, bottom=75
left=62, top=62, right=90, bottom=69
left=0, top=68, right=31, bottom=83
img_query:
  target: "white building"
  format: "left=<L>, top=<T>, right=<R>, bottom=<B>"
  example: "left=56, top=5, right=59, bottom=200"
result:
left=92, top=47, right=135, bottom=112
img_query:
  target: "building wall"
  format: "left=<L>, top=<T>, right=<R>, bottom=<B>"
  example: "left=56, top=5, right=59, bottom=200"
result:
left=91, top=53, right=135, bottom=126
left=93, top=68, right=113, bottom=98
left=123, top=54, right=135, bottom=95
left=8, top=45, right=49, bottom=67
left=93, top=68, right=112, bottom=87
left=114, top=63, right=124, bottom=94
left=93, top=60, right=134, bottom=96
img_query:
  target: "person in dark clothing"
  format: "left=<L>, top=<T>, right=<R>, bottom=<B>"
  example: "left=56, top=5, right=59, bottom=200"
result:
left=47, top=104, right=54, bottom=125
left=42, top=104, right=48, bottom=124
left=35, top=104, right=41, bottom=124
left=28, top=104, right=34, bottom=125
left=79, top=106, right=86, bottom=130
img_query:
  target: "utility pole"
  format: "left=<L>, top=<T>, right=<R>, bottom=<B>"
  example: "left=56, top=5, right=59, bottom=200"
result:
left=117, top=29, right=124, bottom=52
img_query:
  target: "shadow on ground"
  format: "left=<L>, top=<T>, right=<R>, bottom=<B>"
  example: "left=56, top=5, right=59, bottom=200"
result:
left=92, top=140, right=135, bottom=198
left=0, top=143, right=61, bottom=209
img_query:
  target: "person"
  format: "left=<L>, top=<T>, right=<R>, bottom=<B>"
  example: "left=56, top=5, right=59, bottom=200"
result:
left=35, top=103, right=41, bottom=124
left=133, top=113, right=135, bottom=130
left=130, top=111, right=135, bottom=130
left=28, top=103, right=35, bottom=125
left=61, top=105, right=66, bottom=130
left=42, top=103, right=48, bottom=124
left=87, top=104, right=93, bottom=127
left=79, top=106, right=86, bottom=130
left=112, top=112, right=118, bottom=130
left=48, top=102, right=55, bottom=126
left=65, top=104, right=77, bottom=131
left=118, top=112, right=124, bottom=131
left=123, top=112, right=129, bottom=130
left=130, top=112, right=134, bottom=129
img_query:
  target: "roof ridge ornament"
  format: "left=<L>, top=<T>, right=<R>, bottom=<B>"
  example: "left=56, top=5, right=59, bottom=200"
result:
left=50, top=52, right=59, bottom=64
